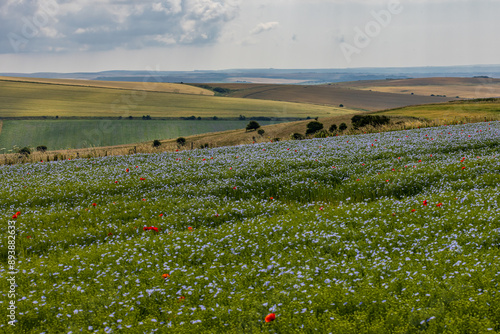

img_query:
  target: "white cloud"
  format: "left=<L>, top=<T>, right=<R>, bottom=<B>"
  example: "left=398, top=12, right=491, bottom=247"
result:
left=250, top=21, right=279, bottom=35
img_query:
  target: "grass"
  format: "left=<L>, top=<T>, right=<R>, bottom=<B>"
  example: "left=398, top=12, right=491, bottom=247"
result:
left=0, top=122, right=499, bottom=333
left=0, top=119, right=289, bottom=151
left=0, top=80, right=353, bottom=118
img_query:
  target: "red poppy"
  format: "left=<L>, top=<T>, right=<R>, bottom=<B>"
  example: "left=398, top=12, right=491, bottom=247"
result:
left=462, top=167, right=466, bottom=170
left=178, top=296, right=185, bottom=301
left=270, top=197, right=274, bottom=200
left=215, top=214, right=220, bottom=217
left=162, top=273, right=170, bottom=279
left=12, top=214, right=17, bottom=219
left=114, top=181, right=118, bottom=184
left=140, top=178, right=146, bottom=181
left=319, top=206, right=324, bottom=211
left=27, top=236, right=32, bottom=239
left=107, top=232, right=113, bottom=236
left=422, top=200, right=428, bottom=206
left=233, top=186, right=237, bottom=190
left=126, top=168, right=129, bottom=172
left=265, top=313, right=276, bottom=322
left=159, top=214, right=164, bottom=217
left=411, top=209, right=416, bottom=212
left=188, top=227, right=193, bottom=231
left=436, top=203, right=443, bottom=207
left=92, top=203, right=97, bottom=207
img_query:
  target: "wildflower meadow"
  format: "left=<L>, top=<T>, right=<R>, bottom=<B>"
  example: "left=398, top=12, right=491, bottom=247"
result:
left=1, top=121, right=499, bottom=333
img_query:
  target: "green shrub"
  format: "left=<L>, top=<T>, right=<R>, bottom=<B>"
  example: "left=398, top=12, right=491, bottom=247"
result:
left=246, top=121, right=261, bottom=132
left=306, top=121, right=323, bottom=135
left=19, top=147, right=31, bottom=156
left=351, top=115, right=390, bottom=129
left=152, top=140, right=162, bottom=148
left=339, top=123, right=348, bottom=131
left=258, top=129, right=265, bottom=136
left=329, top=124, right=337, bottom=133
left=290, top=133, right=305, bottom=140
left=176, top=137, right=186, bottom=147
left=36, top=145, right=48, bottom=153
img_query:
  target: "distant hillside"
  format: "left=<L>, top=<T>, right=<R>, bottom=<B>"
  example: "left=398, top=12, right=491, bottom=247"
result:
left=195, top=83, right=452, bottom=111
left=337, top=77, right=500, bottom=99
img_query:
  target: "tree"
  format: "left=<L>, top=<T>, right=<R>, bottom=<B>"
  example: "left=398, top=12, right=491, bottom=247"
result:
left=176, top=137, right=186, bottom=147
left=153, top=140, right=162, bottom=148
left=239, top=115, right=246, bottom=120
left=339, top=104, right=344, bottom=108
left=213, top=116, right=218, bottom=120
left=306, top=121, right=323, bottom=135
left=36, top=145, right=47, bottom=153
left=258, top=129, right=265, bottom=136
left=339, top=123, right=348, bottom=131
left=329, top=124, right=337, bottom=133
left=246, top=121, right=261, bottom=132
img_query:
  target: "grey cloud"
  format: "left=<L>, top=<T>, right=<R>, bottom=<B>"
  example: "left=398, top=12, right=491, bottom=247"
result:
left=0, top=0, right=240, bottom=54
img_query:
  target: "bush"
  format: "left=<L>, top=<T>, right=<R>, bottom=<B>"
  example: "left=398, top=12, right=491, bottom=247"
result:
left=199, top=143, right=209, bottom=149
left=19, top=147, right=31, bottom=156
left=176, top=137, right=186, bottom=147
left=329, top=124, right=337, bottom=133
left=258, top=129, right=265, bottom=136
left=351, top=115, right=390, bottom=129
left=290, top=133, right=305, bottom=140
left=313, top=130, right=329, bottom=138
left=306, top=121, right=323, bottom=135
left=339, top=123, right=348, bottom=131
left=272, top=138, right=281, bottom=142
left=246, top=121, right=261, bottom=132
left=36, top=145, right=48, bottom=153
left=153, top=140, right=161, bottom=148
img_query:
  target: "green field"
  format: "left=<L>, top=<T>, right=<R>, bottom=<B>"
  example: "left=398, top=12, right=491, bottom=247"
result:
left=1, top=122, right=499, bottom=332
left=0, top=120, right=287, bottom=151
left=0, top=81, right=352, bottom=118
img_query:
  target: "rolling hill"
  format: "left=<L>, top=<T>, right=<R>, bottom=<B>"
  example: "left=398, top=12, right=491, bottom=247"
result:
left=0, top=79, right=353, bottom=119
left=336, top=77, right=500, bottom=99
left=196, top=83, right=453, bottom=111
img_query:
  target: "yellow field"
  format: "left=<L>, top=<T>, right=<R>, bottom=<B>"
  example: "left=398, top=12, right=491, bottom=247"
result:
left=0, top=80, right=355, bottom=118
left=0, top=76, right=214, bottom=96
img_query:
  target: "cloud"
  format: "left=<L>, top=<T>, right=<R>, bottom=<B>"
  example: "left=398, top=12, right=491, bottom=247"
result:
left=250, top=21, right=279, bottom=35
left=0, top=0, right=240, bottom=54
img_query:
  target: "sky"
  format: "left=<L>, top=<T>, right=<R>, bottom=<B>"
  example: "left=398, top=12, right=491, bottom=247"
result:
left=0, top=0, right=499, bottom=73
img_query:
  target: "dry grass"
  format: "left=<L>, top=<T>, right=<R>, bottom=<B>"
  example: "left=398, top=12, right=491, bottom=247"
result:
left=0, top=76, right=214, bottom=96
